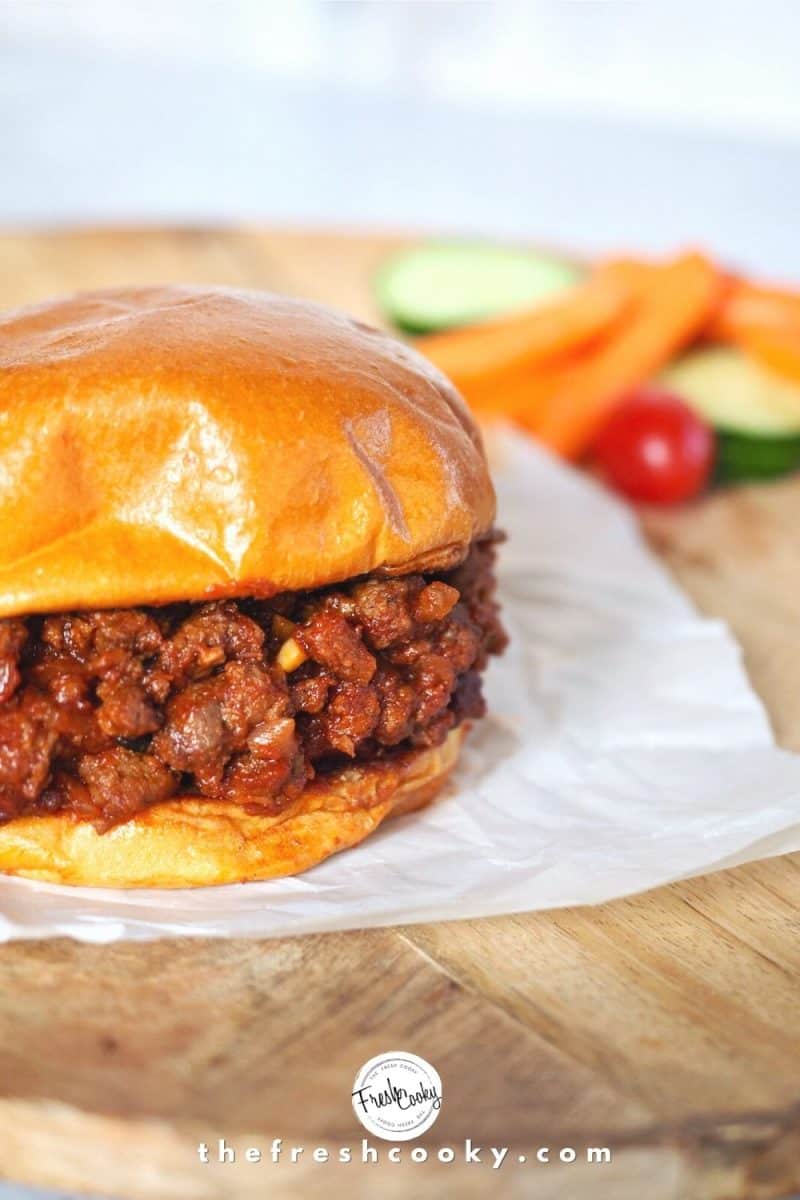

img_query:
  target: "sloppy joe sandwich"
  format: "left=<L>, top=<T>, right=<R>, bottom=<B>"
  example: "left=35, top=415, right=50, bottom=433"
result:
left=0, top=286, right=505, bottom=887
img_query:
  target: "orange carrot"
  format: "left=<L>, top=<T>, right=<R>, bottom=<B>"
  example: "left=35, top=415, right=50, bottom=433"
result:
left=470, top=362, right=566, bottom=424
left=414, top=269, right=632, bottom=406
left=534, top=252, right=722, bottom=460
left=707, top=276, right=800, bottom=342
left=744, top=327, right=800, bottom=383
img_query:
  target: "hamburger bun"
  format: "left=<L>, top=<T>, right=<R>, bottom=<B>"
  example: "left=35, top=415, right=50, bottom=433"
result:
left=0, top=285, right=495, bottom=618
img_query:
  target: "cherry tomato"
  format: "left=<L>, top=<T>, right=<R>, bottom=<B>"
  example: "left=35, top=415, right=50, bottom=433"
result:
left=594, top=389, right=715, bottom=505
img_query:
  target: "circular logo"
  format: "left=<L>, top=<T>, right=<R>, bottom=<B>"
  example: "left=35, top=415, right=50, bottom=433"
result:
left=351, top=1051, right=442, bottom=1141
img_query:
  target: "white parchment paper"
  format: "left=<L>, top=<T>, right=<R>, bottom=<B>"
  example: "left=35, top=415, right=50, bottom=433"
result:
left=2, top=428, right=800, bottom=942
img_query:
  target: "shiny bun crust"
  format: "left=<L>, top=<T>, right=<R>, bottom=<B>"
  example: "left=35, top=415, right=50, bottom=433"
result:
left=0, top=285, right=495, bottom=617
left=0, top=729, right=463, bottom=887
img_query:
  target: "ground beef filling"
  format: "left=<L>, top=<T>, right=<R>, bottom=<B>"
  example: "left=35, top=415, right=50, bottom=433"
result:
left=0, top=536, right=506, bottom=831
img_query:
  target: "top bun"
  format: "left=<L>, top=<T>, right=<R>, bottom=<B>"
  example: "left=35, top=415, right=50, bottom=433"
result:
left=0, top=286, right=495, bottom=617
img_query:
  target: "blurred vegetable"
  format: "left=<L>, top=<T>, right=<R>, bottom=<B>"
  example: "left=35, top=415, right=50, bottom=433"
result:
left=715, top=431, right=800, bottom=483
left=376, top=243, right=582, bottom=334
left=660, top=347, right=800, bottom=436
left=707, top=277, right=800, bottom=344
left=594, top=390, right=715, bottom=504
left=377, top=240, right=800, bottom=490
left=414, top=270, right=631, bottom=411
left=744, top=328, right=800, bottom=385
left=534, top=252, right=722, bottom=459
left=660, top=346, right=800, bottom=482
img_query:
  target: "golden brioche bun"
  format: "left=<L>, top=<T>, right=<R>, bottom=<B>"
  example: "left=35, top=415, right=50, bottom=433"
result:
left=0, top=285, right=495, bottom=618
left=0, top=728, right=463, bottom=888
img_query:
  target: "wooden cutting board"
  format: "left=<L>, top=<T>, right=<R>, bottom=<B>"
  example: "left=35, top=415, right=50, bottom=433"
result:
left=0, top=228, right=799, bottom=1200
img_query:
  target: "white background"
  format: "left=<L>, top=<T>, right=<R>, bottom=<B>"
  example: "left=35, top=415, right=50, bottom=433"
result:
left=1, top=0, right=799, bottom=276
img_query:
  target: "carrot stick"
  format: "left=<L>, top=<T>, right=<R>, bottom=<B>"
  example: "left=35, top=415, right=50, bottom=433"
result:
left=534, top=252, right=722, bottom=460
left=744, top=328, right=800, bottom=383
left=707, top=276, right=800, bottom=342
left=414, top=269, right=632, bottom=404
left=470, top=362, right=565, bottom=424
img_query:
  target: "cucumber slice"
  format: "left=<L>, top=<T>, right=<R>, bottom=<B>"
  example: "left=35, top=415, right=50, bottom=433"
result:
left=716, top=430, right=800, bottom=483
left=659, top=346, right=800, bottom=436
left=376, top=243, right=583, bottom=334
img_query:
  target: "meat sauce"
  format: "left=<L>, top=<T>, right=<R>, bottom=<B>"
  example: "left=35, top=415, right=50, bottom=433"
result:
left=0, top=536, right=505, bottom=830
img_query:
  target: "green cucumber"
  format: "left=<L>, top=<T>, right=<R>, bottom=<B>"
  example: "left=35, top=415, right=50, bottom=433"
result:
left=716, top=430, right=800, bottom=483
left=375, top=243, right=583, bottom=334
left=659, top=346, right=800, bottom=482
left=660, top=346, right=800, bottom=436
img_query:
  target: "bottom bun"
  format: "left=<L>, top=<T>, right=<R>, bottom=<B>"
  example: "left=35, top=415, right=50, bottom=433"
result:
left=0, top=727, right=464, bottom=888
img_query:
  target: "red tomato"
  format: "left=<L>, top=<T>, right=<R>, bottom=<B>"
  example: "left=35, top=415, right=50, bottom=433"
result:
left=594, top=389, right=715, bottom=505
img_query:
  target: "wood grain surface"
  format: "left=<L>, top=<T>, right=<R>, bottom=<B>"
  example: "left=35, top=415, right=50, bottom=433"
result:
left=0, top=228, right=798, bottom=1200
